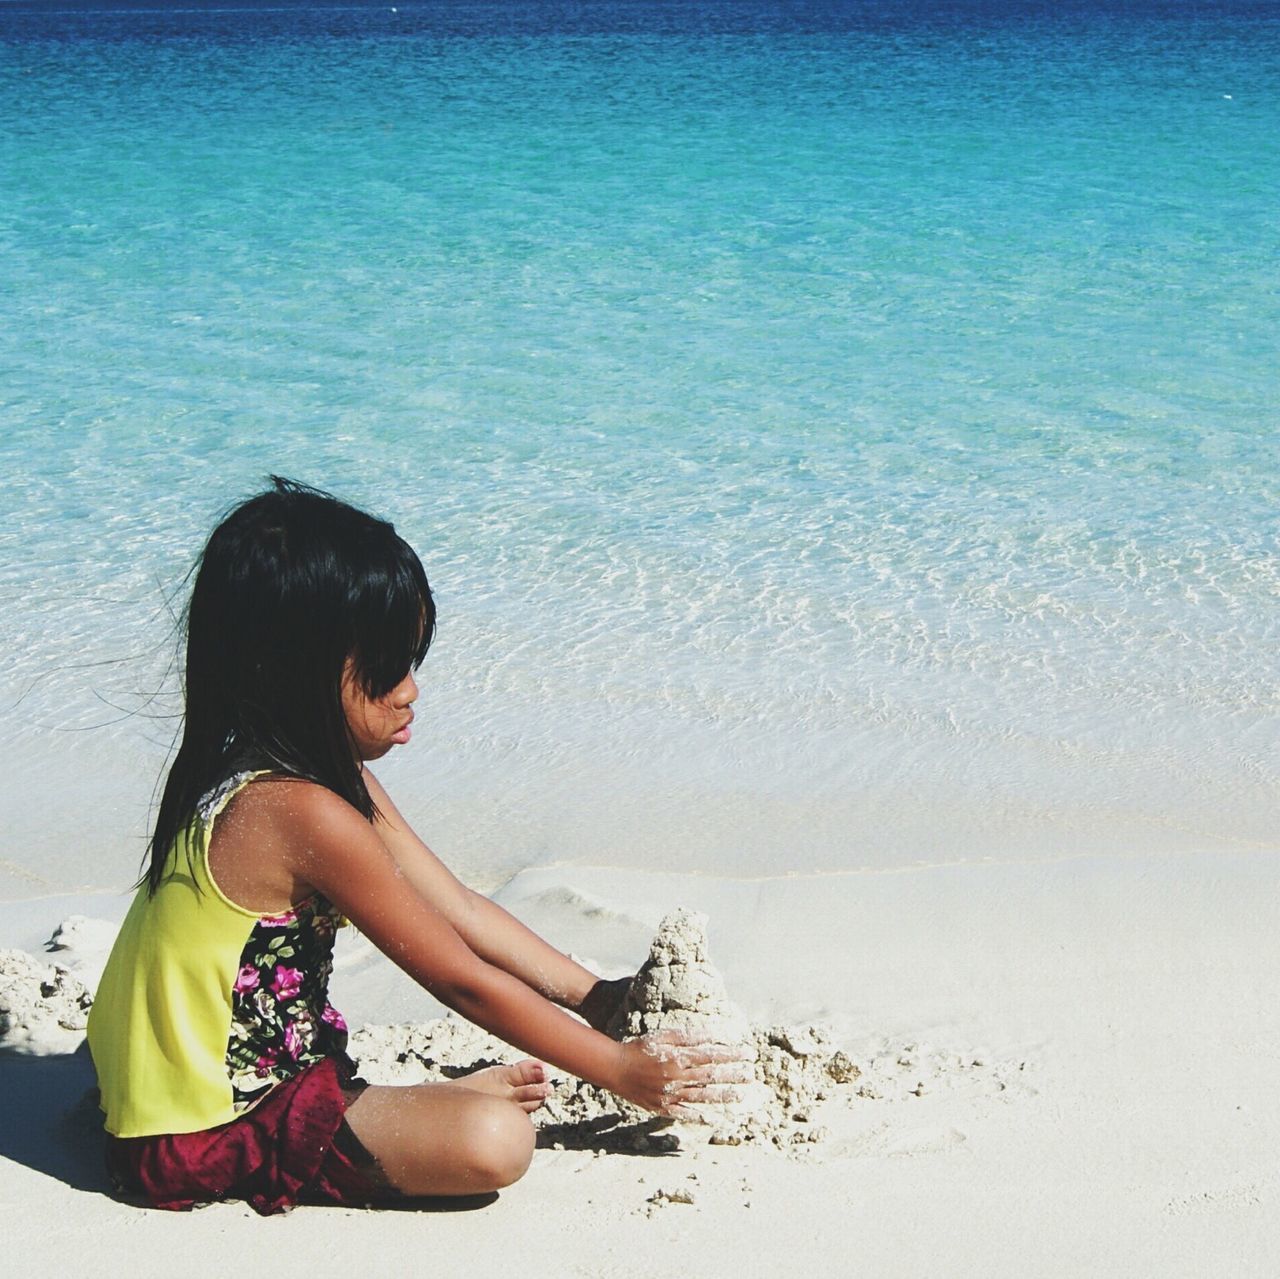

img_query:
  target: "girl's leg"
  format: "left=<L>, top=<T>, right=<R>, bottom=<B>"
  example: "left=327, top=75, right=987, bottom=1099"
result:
left=341, top=1060, right=546, bottom=1197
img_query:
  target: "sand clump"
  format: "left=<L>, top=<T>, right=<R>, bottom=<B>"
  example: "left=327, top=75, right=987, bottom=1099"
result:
left=606, top=908, right=858, bottom=1147
left=606, top=907, right=751, bottom=1045
left=352, top=909, right=865, bottom=1153
left=0, top=948, right=94, bottom=1055
left=0, top=915, right=118, bottom=1056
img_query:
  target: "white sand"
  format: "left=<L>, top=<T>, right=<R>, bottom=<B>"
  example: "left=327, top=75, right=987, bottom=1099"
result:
left=3, top=848, right=1279, bottom=1277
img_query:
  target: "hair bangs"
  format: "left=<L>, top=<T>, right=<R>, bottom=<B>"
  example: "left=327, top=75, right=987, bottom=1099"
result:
left=349, top=533, right=435, bottom=697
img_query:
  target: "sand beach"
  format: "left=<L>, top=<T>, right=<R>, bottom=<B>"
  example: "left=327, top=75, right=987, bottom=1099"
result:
left=3, top=0, right=1278, bottom=1272
left=4, top=843, right=1280, bottom=1276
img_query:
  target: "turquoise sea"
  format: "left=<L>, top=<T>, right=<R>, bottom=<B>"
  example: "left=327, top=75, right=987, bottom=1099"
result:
left=1, top=1, right=1276, bottom=894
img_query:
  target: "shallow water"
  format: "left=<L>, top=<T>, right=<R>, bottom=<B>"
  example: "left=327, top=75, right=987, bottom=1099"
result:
left=1, top=1, right=1276, bottom=891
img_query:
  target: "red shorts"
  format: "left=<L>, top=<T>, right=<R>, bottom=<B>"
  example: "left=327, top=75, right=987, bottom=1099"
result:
left=104, top=1056, right=391, bottom=1215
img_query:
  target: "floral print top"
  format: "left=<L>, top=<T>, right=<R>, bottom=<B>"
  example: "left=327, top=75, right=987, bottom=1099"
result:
left=198, top=772, right=350, bottom=1112
left=225, top=895, right=349, bottom=1110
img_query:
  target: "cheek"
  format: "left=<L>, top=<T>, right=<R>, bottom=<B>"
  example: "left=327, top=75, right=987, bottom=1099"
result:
left=357, top=700, right=393, bottom=738
left=342, top=695, right=373, bottom=738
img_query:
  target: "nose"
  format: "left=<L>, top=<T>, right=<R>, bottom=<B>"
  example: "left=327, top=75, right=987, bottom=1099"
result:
left=397, top=672, right=418, bottom=707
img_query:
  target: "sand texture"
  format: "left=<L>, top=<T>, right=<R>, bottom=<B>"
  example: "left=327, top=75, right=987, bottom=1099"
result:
left=0, top=947, right=93, bottom=1056
left=1, top=852, right=1278, bottom=1278
left=606, top=907, right=751, bottom=1043
left=351, top=909, right=863, bottom=1152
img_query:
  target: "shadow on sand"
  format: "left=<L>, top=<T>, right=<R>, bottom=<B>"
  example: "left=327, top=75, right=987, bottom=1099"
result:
left=0, top=1043, right=111, bottom=1195
left=0, top=1046, right=510, bottom=1214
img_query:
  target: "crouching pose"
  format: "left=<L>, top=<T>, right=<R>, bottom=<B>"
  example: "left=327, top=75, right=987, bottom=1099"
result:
left=88, top=477, right=737, bottom=1214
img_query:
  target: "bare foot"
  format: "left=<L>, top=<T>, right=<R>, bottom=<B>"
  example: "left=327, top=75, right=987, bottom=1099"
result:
left=447, top=1060, right=551, bottom=1113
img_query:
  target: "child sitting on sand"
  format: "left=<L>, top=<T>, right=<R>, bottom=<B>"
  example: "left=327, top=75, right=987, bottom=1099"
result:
left=87, top=477, right=738, bottom=1214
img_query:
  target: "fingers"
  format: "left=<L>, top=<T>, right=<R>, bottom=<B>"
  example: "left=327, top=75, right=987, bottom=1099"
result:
left=657, top=1044, right=755, bottom=1073
left=661, top=1101, right=713, bottom=1123
left=656, top=1086, right=746, bottom=1122
left=674, top=1083, right=744, bottom=1105
left=658, top=1080, right=748, bottom=1112
left=641, top=1033, right=753, bottom=1063
left=675, top=1061, right=757, bottom=1084
left=621, top=1032, right=758, bottom=1117
left=687, top=1043, right=753, bottom=1065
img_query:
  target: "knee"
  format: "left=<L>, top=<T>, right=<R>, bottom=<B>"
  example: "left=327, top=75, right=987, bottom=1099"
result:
left=462, top=1100, right=535, bottom=1191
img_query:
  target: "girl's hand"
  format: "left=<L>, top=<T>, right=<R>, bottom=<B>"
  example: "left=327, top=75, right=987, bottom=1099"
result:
left=612, top=1031, right=753, bottom=1119
left=577, top=975, right=633, bottom=1032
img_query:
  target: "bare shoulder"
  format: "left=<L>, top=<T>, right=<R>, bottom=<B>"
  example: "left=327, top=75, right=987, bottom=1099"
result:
left=207, top=777, right=346, bottom=910
left=217, top=777, right=376, bottom=862
left=219, top=774, right=338, bottom=824
left=233, top=776, right=374, bottom=844
left=215, top=775, right=392, bottom=909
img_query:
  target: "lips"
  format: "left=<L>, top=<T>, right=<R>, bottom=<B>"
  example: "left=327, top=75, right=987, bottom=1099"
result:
left=392, top=711, right=414, bottom=744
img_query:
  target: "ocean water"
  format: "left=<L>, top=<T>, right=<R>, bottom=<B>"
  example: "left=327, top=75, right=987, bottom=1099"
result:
left=1, top=0, right=1277, bottom=895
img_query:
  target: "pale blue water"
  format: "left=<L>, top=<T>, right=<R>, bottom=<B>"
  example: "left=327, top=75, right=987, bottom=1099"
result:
left=1, top=1, right=1277, bottom=893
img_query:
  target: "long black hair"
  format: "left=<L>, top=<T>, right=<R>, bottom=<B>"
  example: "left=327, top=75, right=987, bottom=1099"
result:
left=144, top=476, right=435, bottom=894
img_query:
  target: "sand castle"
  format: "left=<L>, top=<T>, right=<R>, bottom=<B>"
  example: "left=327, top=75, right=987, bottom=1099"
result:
left=606, top=906, right=752, bottom=1045
left=353, top=908, right=862, bottom=1151
left=603, top=908, right=859, bottom=1145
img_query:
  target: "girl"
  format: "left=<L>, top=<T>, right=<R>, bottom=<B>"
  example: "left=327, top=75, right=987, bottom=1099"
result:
left=87, top=477, right=738, bottom=1214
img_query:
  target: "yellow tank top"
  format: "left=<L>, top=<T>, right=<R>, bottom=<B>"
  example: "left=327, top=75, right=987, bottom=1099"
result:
left=87, top=772, right=348, bottom=1138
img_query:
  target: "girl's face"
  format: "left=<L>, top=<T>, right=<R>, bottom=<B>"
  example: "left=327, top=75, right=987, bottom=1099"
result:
left=341, top=661, right=417, bottom=761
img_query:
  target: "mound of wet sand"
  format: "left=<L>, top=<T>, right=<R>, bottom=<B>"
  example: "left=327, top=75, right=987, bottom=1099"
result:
left=352, top=909, right=863, bottom=1151
left=0, top=949, right=94, bottom=1056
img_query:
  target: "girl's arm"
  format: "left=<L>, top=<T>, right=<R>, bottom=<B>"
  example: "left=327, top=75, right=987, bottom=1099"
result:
left=362, top=768, right=626, bottom=1030
left=281, top=782, right=731, bottom=1113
